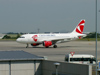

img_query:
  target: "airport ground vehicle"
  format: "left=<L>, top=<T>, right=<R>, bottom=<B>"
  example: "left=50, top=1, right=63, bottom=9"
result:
left=65, top=54, right=96, bottom=64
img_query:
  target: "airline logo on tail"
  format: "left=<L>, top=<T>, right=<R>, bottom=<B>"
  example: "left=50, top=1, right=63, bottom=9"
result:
left=75, top=20, right=85, bottom=34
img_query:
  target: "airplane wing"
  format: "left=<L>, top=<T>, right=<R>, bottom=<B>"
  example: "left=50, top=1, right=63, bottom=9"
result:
left=52, top=38, right=72, bottom=44
left=40, top=37, right=71, bottom=44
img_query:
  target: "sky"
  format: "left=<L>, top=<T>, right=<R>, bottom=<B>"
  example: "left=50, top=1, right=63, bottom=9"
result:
left=0, top=0, right=100, bottom=33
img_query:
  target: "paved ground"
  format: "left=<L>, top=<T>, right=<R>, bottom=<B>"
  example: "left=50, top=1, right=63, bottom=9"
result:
left=0, top=41, right=100, bottom=61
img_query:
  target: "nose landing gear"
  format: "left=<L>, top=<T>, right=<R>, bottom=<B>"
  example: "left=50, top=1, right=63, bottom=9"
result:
left=26, top=44, right=29, bottom=48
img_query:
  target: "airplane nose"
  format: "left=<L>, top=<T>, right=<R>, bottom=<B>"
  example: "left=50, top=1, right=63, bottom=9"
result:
left=16, top=38, right=20, bottom=42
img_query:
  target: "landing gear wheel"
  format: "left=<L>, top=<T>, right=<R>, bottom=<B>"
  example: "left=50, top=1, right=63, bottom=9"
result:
left=46, top=46, right=49, bottom=48
left=53, top=45, right=57, bottom=48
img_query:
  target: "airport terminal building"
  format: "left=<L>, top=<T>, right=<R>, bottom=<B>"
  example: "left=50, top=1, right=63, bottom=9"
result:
left=0, top=51, right=44, bottom=75
left=0, top=51, right=92, bottom=75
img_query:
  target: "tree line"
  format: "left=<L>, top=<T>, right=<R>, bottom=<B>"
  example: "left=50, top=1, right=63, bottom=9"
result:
left=84, top=32, right=100, bottom=38
left=2, top=34, right=20, bottom=39
left=2, top=32, right=100, bottom=39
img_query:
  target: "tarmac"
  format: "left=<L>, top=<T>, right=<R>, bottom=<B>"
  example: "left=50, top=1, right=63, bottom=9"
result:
left=0, top=41, right=100, bottom=61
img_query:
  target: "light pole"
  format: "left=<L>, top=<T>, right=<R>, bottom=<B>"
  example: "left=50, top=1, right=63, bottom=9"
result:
left=54, top=63, right=60, bottom=75
left=95, top=0, right=98, bottom=75
left=38, top=28, right=40, bottom=33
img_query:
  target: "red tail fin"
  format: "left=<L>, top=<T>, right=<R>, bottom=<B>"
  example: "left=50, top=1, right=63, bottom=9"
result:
left=72, top=20, right=85, bottom=34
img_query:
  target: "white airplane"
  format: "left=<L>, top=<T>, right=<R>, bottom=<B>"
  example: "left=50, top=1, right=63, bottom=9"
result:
left=16, top=20, right=86, bottom=48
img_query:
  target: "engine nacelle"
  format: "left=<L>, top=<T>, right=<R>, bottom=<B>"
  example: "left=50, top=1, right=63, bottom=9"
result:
left=31, top=43, right=39, bottom=46
left=43, top=41, right=52, bottom=47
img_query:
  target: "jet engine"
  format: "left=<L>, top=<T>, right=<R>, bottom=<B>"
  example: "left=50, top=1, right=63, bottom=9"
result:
left=43, top=41, right=52, bottom=48
left=31, top=43, right=39, bottom=46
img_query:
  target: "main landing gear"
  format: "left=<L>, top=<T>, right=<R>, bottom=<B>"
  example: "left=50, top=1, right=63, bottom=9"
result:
left=53, top=45, right=57, bottom=48
left=26, top=44, right=29, bottom=48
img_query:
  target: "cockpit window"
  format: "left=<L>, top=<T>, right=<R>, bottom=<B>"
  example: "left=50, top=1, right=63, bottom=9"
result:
left=19, top=36, right=25, bottom=38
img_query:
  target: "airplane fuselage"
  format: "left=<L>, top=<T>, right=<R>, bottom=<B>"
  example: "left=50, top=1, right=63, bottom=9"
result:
left=17, top=33, right=78, bottom=44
